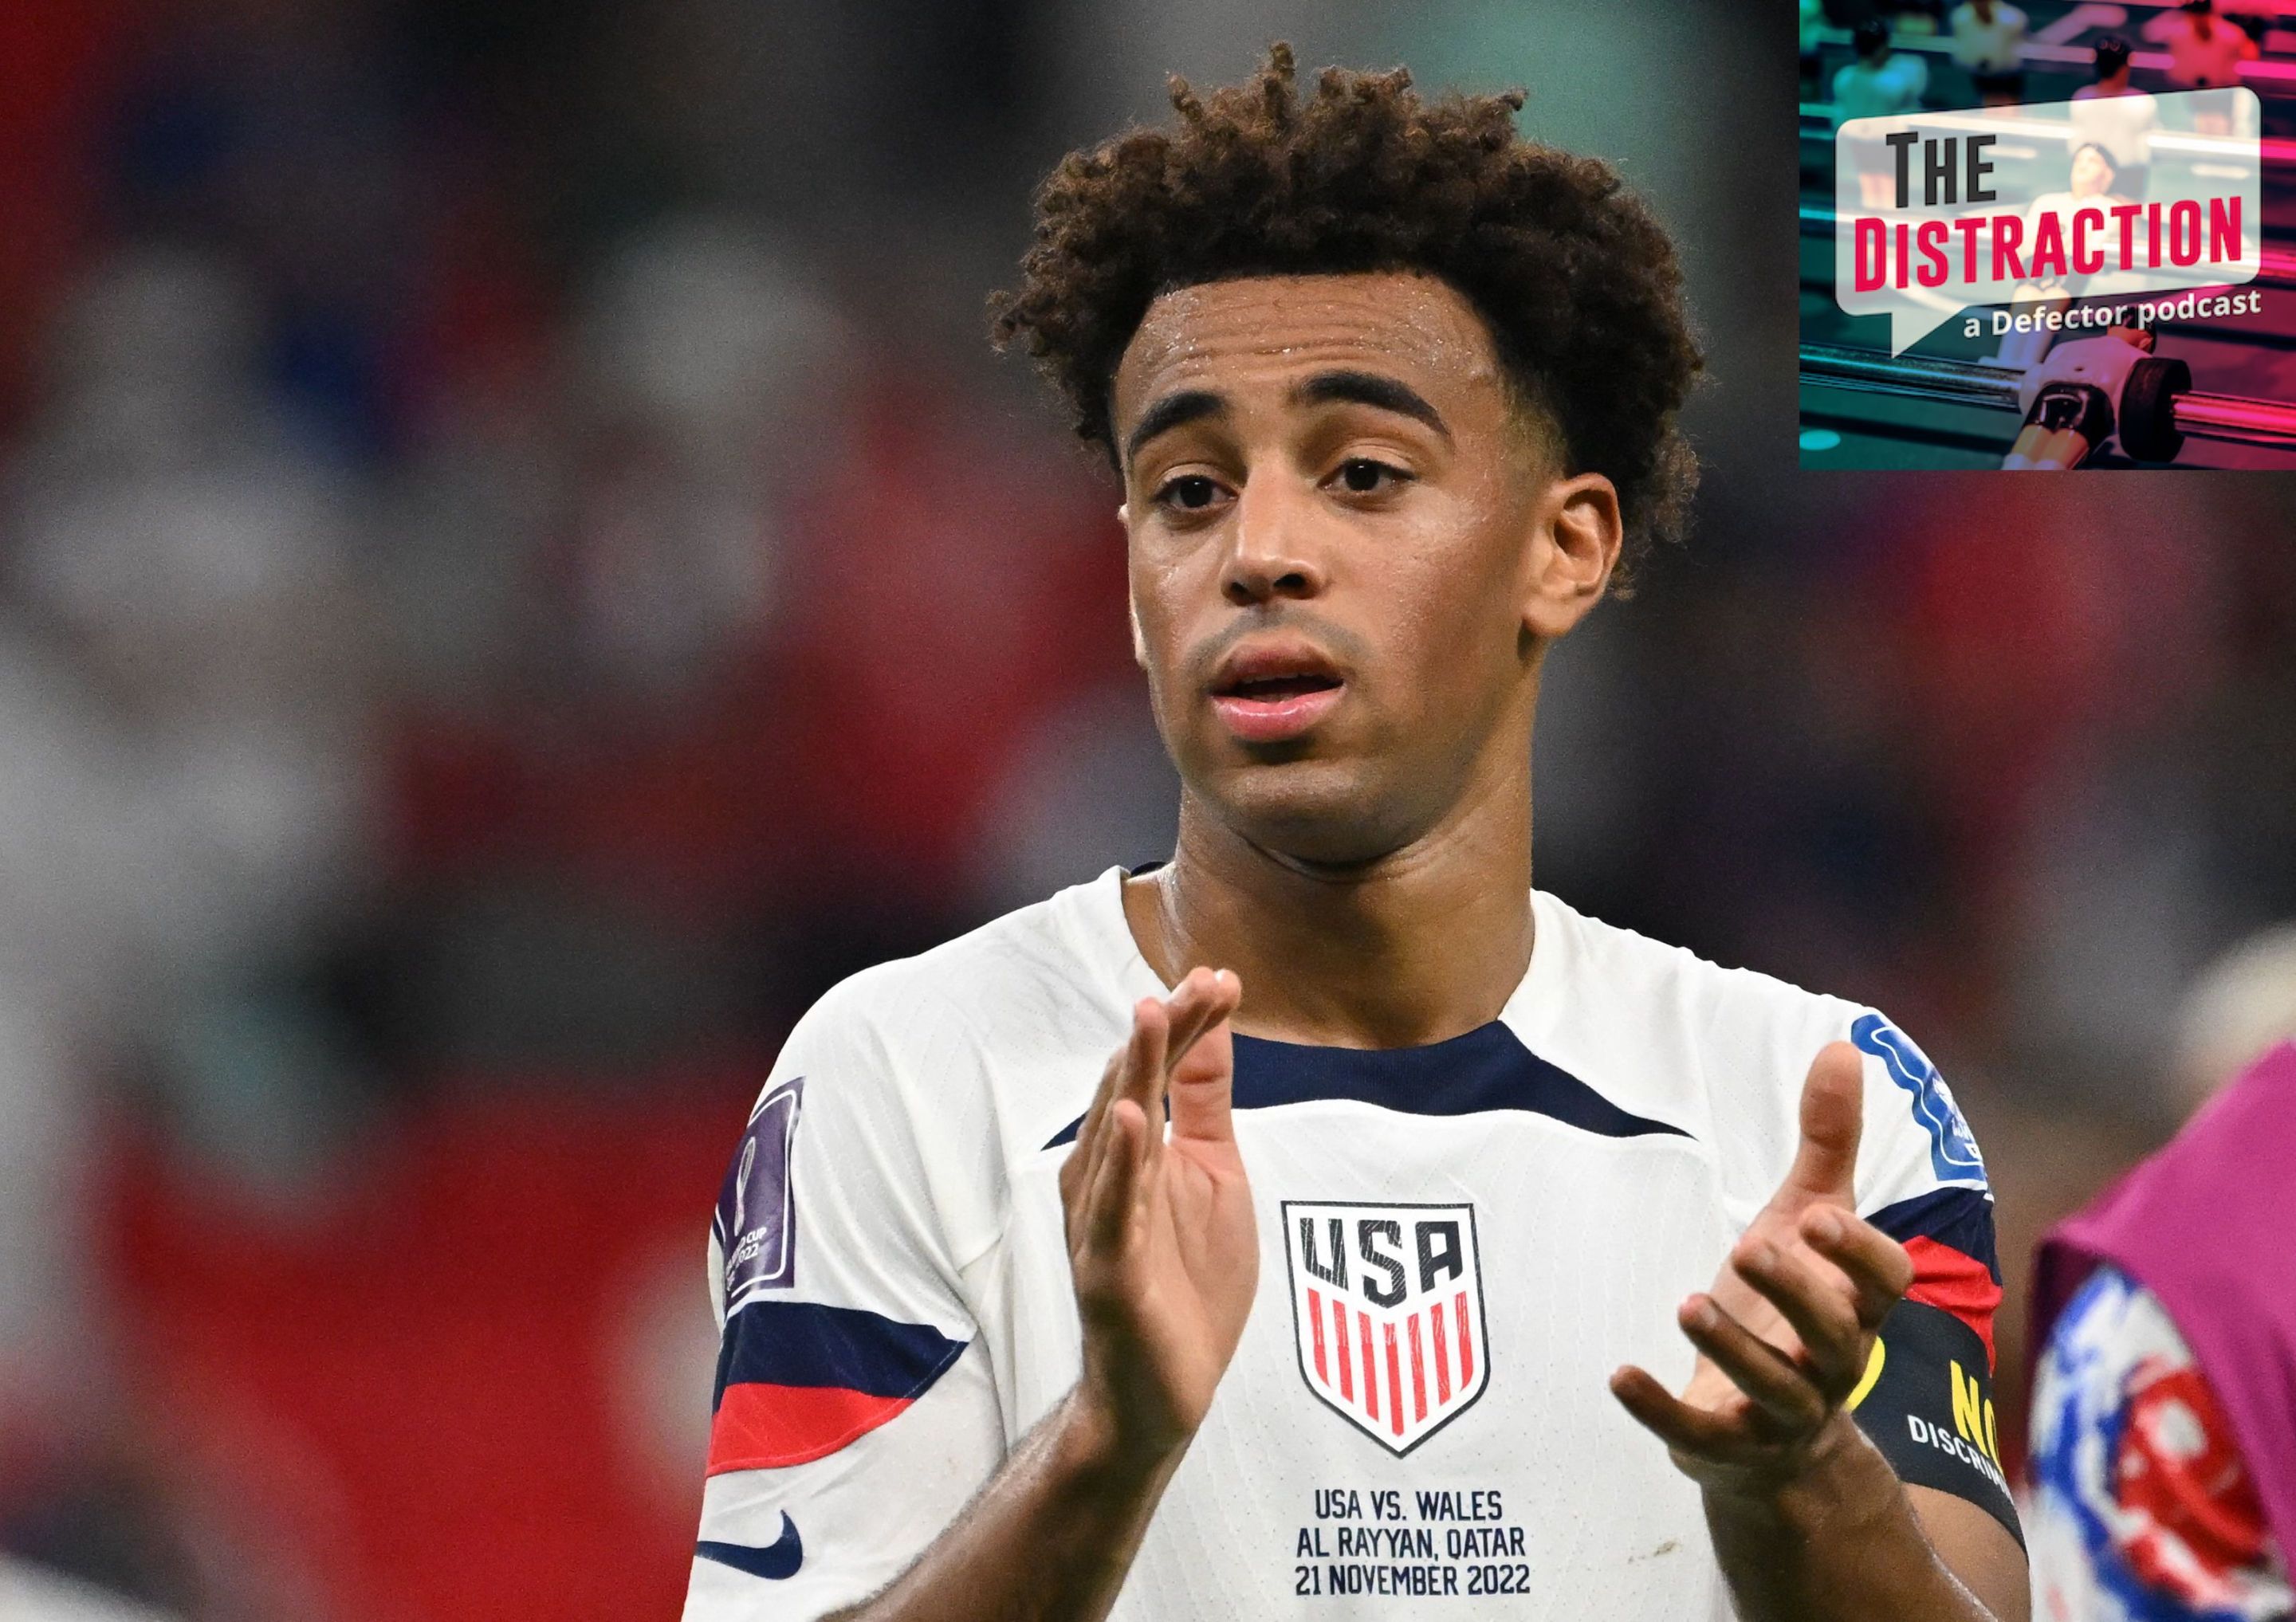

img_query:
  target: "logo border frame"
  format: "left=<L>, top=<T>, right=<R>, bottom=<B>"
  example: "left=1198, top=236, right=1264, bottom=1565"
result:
left=1280, top=1197, right=1492, bottom=1459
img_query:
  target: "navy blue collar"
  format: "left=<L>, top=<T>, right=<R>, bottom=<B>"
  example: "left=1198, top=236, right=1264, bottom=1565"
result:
left=1045, top=1019, right=1685, bottom=1148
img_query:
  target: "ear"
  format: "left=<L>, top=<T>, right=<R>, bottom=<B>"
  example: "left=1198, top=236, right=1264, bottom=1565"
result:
left=1522, top=472, right=1622, bottom=642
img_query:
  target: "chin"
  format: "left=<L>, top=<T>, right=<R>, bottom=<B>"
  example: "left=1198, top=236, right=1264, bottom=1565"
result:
left=1197, top=756, right=1427, bottom=870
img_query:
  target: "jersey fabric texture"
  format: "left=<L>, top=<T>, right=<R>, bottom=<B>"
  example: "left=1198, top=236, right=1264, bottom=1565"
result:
left=2028, top=1265, right=2293, bottom=1622
left=682, top=867, right=2013, bottom=1620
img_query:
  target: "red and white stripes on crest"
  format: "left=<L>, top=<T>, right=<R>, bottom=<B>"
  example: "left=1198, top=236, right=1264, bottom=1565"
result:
left=1304, top=1288, right=1476, bottom=1438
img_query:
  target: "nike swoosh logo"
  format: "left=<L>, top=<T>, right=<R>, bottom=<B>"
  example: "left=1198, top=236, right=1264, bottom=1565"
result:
left=696, top=1512, right=804, bottom=1581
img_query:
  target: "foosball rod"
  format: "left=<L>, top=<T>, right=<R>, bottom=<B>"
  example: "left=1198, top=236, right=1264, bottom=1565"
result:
left=1799, top=342, right=2296, bottom=447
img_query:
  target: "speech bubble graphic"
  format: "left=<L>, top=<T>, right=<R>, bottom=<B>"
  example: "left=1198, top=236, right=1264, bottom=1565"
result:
left=1833, top=89, right=2260, bottom=355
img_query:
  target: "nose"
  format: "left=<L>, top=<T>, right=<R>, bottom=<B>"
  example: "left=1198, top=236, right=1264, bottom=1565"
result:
left=1221, top=475, right=1327, bottom=607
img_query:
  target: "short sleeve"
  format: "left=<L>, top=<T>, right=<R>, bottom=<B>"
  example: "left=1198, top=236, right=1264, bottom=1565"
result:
left=682, top=982, right=1007, bottom=1620
left=2027, top=1266, right=2294, bottom=1622
left=1838, top=1013, right=2022, bottom=1541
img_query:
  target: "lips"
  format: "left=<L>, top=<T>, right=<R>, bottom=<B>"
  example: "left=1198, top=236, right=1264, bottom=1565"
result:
left=1208, top=641, right=1347, bottom=744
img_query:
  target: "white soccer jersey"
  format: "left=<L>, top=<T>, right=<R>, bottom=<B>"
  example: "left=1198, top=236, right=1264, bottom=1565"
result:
left=683, top=866, right=2017, bottom=1620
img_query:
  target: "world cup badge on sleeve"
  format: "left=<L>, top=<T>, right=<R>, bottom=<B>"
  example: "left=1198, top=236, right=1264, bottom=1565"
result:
left=1282, top=1200, right=1488, bottom=1455
left=715, top=1076, right=803, bottom=1313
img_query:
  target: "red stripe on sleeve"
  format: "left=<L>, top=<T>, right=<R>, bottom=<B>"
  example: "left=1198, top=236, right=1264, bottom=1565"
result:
left=706, top=1380, right=917, bottom=1475
left=1903, top=1235, right=2002, bottom=1370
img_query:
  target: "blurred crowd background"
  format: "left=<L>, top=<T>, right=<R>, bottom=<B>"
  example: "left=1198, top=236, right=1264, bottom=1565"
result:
left=1, top=2, right=2291, bottom=1619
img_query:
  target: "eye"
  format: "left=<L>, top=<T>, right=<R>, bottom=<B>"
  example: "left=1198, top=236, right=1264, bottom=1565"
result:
left=1332, top=458, right=1411, bottom=496
left=1154, top=473, right=1227, bottom=513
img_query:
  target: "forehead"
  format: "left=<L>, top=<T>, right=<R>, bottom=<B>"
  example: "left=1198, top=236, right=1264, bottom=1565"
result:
left=1111, top=272, right=1509, bottom=426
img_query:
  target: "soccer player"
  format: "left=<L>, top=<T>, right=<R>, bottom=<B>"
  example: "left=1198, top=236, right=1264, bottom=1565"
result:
left=2070, top=37, right=2158, bottom=203
left=684, top=49, right=2026, bottom=1621
left=1834, top=19, right=1931, bottom=122
left=1948, top=0, right=2028, bottom=108
left=1836, top=22, right=1933, bottom=210
left=2143, top=0, right=2260, bottom=94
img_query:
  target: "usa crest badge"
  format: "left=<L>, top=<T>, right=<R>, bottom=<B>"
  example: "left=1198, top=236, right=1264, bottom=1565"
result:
left=1282, top=1200, right=1488, bottom=1455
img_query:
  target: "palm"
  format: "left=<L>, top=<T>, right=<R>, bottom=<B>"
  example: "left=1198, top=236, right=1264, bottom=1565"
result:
left=1111, top=1125, right=1257, bottom=1408
left=1063, top=970, right=1258, bottom=1450
left=1682, top=1190, right=1850, bottom=1412
left=1612, top=1042, right=1918, bottom=1499
left=1678, top=1046, right=1865, bottom=1418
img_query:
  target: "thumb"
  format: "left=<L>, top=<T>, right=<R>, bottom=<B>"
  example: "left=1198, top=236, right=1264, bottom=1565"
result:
left=1779, top=1040, right=1865, bottom=1206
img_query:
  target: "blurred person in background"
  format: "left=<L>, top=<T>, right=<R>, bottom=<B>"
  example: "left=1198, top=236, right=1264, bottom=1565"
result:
left=2070, top=38, right=2157, bottom=202
left=1804, top=0, right=1833, bottom=100
left=2024, top=930, right=2296, bottom=1622
left=1988, top=142, right=2129, bottom=370
left=1838, top=21, right=1934, bottom=207
left=1835, top=19, right=1932, bottom=120
left=0, top=1555, right=179, bottom=1622
left=1888, top=0, right=1950, bottom=37
left=684, top=48, right=2026, bottom=1622
left=1948, top=0, right=2028, bottom=108
left=2142, top=0, right=2261, bottom=93
left=0, top=242, right=376, bottom=1619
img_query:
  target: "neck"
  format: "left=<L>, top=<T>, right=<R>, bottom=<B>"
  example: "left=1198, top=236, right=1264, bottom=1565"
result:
left=1124, top=747, right=1535, bottom=1050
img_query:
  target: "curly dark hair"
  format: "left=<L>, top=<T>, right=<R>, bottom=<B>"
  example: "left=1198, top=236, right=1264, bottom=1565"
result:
left=989, top=44, right=1703, bottom=587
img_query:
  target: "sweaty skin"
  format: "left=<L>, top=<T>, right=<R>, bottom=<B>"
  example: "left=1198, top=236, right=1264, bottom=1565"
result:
left=825, top=272, right=2027, bottom=1622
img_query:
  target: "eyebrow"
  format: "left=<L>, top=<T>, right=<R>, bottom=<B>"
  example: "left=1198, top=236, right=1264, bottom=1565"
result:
left=1291, top=370, right=1453, bottom=443
left=1119, top=368, right=1453, bottom=469
left=1124, top=390, right=1228, bottom=467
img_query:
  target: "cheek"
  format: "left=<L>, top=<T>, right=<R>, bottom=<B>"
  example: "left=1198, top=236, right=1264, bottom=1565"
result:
left=1368, top=518, right=1523, bottom=706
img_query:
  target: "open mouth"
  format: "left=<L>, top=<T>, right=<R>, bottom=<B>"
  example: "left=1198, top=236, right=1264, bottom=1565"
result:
left=1215, top=672, right=1343, bottom=701
left=1207, top=646, right=1347, bottom=744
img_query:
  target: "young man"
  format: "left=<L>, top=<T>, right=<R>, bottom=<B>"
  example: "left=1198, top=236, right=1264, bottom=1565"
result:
left=682, top=50, right=2026, bottom=1621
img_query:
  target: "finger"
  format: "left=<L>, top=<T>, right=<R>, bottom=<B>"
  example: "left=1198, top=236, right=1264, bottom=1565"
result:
left=1731, top=1235, right=1865, bottom=1392
left=1677, top=1295, right=1828, bottom=1432
left=1608, top=1365, right=1753, bottom=1459
left=1080, top=999, right=1161, bottom=1155
left=1065, top=1000, right=1162, bottom=1213
left=1801, top=1208, right=1915, bottom=1331
left=1169, top=971, right=1242, bottom=1145
left=1113, top=993, right=1172, bottom=1146
left=1083, top=1098, right=1150, bottom=1253
left=1782, top=1041, right=1865, bottom=1204
left=1159, top=968, right=1228, bottom=1075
